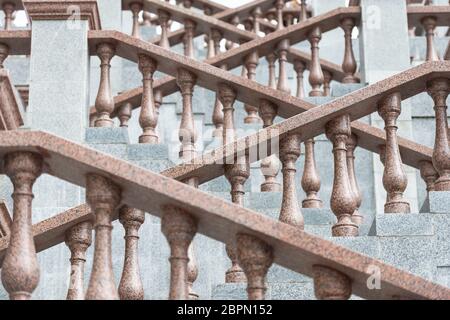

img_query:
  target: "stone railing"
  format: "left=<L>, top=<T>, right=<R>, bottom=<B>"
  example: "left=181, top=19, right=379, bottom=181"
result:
left=0, top=130, right=448, bottom=300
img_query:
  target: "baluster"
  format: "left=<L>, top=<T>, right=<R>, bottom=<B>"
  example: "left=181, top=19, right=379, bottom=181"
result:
left=94, top=43, right=115, bottom=127
left=279, top=133, right=304, bottom=228
left=277, top=39, right=291, bottom=94
left=85, top=174, right=122, bottom=300
left=142, top=11, right=152, bottom=26
left=212, top=96, right=224, bottom=139
left=65, top=221, right=92, bottom=300
left=244, top=18, right=254, bottom=34
left=0, top=43, right=9, bottom=68
left=1, top=152, right=42, bottom=300
left=301, top=139, right=322, bottom=208
left=308, top=27, right=324, bottom=97
left=323, top=70, right=332, bottom=96
left=2, top=2, right=14, bottom=30
left=138, top=54, right=158, bottom=144
left=427, top=79, right=450, bottom=191
left=294, top=60, right=306, bottom=98
left=212, top=29, right=222, bottom=55
left=225, top=16, right=240, bottom=51
left=118, top=102, right=132, bottom=128
left=313, top=265, right=351, bottom=300
left=182, top=177, right=199, bottom=299
left=377, top=93, right=410, bottom=213
left=158, top=10, right=171, bottom=49
left=130, top=2, right=142, bottom=38
left=285, top=13, right=294, bottom=27
left=154, top=89, right=163, bottom=134
left=325, top=115, right=358, bottom=236
left=177, top=69, right=197, bottom=161
left=419, top=160, right=438, bottom=193
left=236, top=234, right=273, bottom=300
left=183, top=19, right=196, bottom=59
left=244, top=51, right=261, bottom=124
left=219, top=84, right=248, bottom=283
left=422, top=17, right=440, bottom=61
left=252, top=7, right=262, bottom=35
left=346, top=134, right=363, bottom=225
left=266, top=53, right=277, bottom=89
left=161, top=205, right=197, bottom=300
left=299, top=0, right=308, bottom=22
left=275, top=0, right=285, bottom=30
left=118, top=206, right=145, bottom=300
left=259, top=100, right=281, bottom=192
left=341, top=17, right=358, bottom=83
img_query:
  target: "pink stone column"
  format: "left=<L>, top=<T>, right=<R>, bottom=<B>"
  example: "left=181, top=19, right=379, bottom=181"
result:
left=2, top=152, right=43, bottom=300
left=85, top=174, right=122, bottom=300
left=313, top=265, right=352, bottom=300
left=161, top=205, right=197, bottom=300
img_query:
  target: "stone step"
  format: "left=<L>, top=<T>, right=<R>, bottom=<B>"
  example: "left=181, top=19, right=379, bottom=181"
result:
left=370, top=213, right=434, bottom=237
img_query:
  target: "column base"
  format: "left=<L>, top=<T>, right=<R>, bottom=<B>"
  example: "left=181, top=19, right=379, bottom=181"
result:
left=225, top=267, right=247, bottom=283
left=244, top=113, right=262, bottom=124
left=332, top=215, right=358, bottom=237
left=302, top=197, right=323, bottom=208
left=435, top=177, right=450, bottom=192
left=384, top=201, right=410, bottom=214
left=139, top=134, right=159, bottom=144
left=260, top=181, right=281, bottom=192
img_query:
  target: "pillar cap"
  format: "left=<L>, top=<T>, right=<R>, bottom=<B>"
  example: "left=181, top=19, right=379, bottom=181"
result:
left=23, top=0, right=101, bottom=30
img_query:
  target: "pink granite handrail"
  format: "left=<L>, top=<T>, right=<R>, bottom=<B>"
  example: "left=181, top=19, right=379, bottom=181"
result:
left=0, top=130, right=448, bottom=300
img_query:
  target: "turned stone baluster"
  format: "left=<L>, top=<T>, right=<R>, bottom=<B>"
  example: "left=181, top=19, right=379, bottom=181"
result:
left=323, top=70, right=332, bottom=96
left=294, top=60, right=306, bottom=98
left=277, top=39, right=291, bottom=94
left=0, top=43, right=9, bottom=68
left=85, top=174, right=122, bottom=300
left=204, top=7, right=214, bottom=59
left=279, top=133, right=304, bottom=229
left=266, top=53, right=277, bottom=89
left=422, top=17, right=440, bottom=61
left=130, top=2, right=143, bottom=38
left=2, top=152, right=42, bottom=300
left=259, top=100, right=281, bottom=192
left=65, top=221, right=92, bottom=300
left=420, top=160, right=438, bottom=193
left=244, top=51, right=261, bottom=124
left=341, top=17, right=358, bottom=83
left=89, top=113, right=98, bottom=128
left=3, top=2, right=14, bottom=30
left=212, top=29, right=222, bottom=56
left=182, top=0, right=192, bottom=8
left=161, top=206, right=197, bottom=300
left=138, top=54, right=158, bottom=144
left=158, top=10, right=171, bottom=49
left=427, top=79, right=450, bottom=191
left=377, top=93, right=410, bottom=213
left=346, top=134, right=363, bottom=225
left=275, top=0, right=285, bottom=31
left=182, top=177, right=199, bottom=299
left=177, top=69, right=197, bottom=161
left=118, top=102, right=132, bottom=128
left=95, top=43, right=115, bottom=127
left=212, top=95, right=224, bottom=139
left=183, top=19, right=196, bottom=59
left=252, top=7, right=262, bottom=35
left=219, top=84, right=248, bottom=283
left=325, top=115, right=358, bottom=236
left=118, top=206, right=145, bottom=300
left=236, top=234, right=273, bottom=300
left=299, top=0, right=308, bottom=22
left=313, top=265, right=352, bottom=300
left=301, top=139, right=322, bottom=208
left=308, top=27, right=324, bottom=97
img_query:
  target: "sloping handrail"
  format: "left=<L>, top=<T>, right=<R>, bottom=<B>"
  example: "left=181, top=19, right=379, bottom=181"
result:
left=0, top=130, right=448, bottom=300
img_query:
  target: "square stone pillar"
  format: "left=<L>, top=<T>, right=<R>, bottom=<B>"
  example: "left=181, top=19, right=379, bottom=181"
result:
left=359, top=0, right=419, bottom=213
